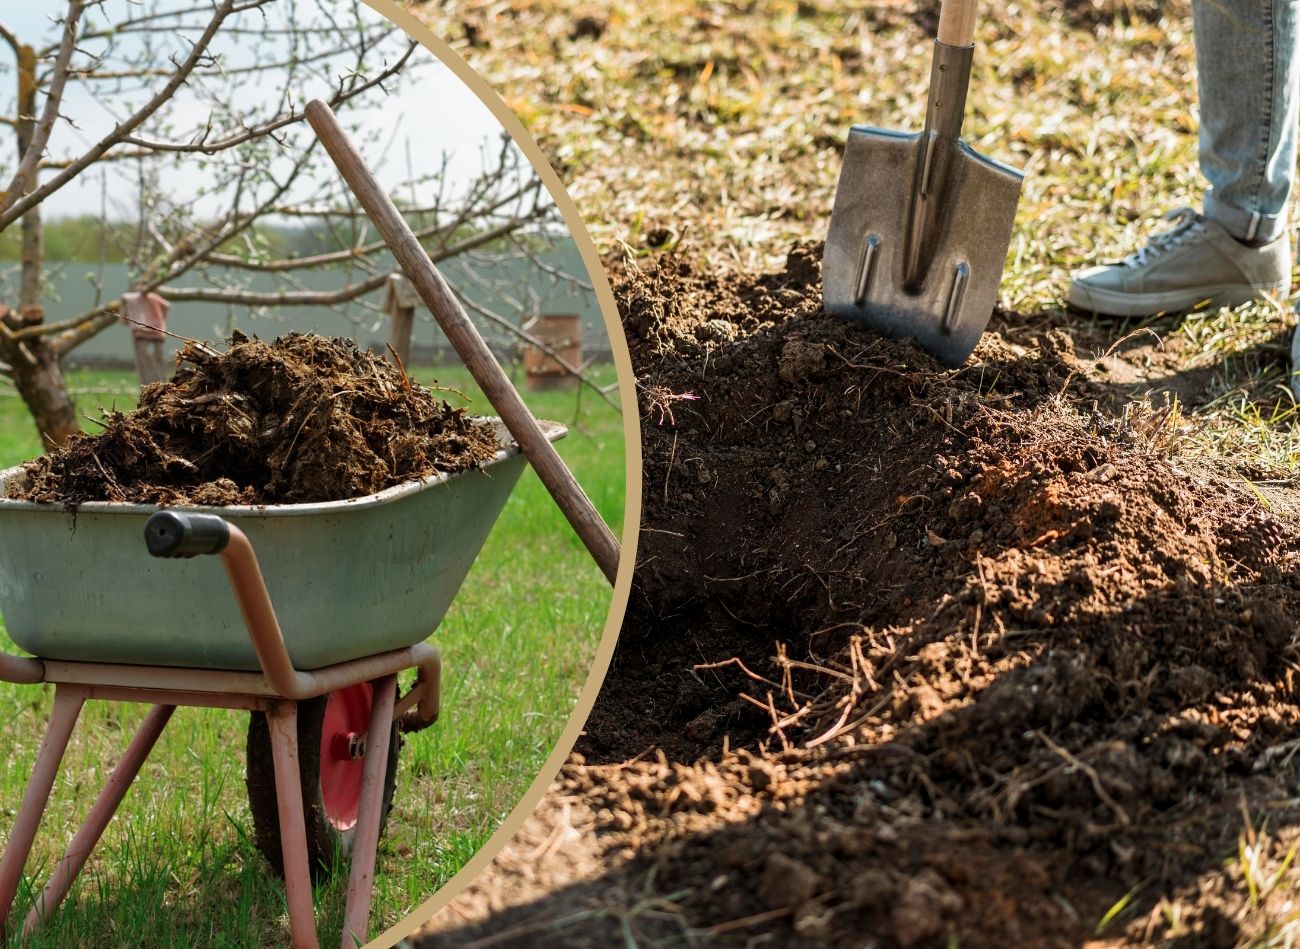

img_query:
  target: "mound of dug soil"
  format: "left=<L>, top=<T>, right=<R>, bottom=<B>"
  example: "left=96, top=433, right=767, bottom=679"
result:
left=21, top=332, right=498, bottom=506
left=419, top=248, right=1300, bottom=948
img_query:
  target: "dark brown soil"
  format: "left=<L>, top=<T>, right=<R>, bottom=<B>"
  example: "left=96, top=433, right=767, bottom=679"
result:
left=417, top=249, right=1300, bottom=948
left=20, top=332, right=498, bottom=506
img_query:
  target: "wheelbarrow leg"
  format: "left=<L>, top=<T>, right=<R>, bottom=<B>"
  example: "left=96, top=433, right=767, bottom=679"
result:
left=268, top=701, right=320, bottom=949
left=0, top=687, right=85, bottom=930
left=24, top=703, right=175, bottom=936
left=341, top=674, right=397, bottom=949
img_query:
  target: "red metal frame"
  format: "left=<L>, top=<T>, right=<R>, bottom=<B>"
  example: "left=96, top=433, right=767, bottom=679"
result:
left=0, top=524, right=441, bottom=949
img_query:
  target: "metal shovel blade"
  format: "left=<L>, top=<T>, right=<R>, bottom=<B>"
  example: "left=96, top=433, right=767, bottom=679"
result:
left=823, top=125, right=1023, bottom=367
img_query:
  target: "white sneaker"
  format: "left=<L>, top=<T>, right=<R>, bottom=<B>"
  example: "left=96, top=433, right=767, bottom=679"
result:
left=1067, top=208, right=1291, bottom=317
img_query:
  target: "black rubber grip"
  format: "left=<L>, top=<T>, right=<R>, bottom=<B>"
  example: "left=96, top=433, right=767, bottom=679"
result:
left=145, top=511, right=231, bottom=558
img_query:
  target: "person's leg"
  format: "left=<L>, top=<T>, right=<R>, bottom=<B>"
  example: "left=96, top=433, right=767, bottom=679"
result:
left=1194, top=0, right=1300, bottom=245
left=1066, top=2, right=1296, bottom=317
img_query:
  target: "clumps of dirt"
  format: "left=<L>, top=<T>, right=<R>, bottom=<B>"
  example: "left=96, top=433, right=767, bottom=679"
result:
left=422, top=245, right=1300, bottom=948
left=621, top=246, right=821, bottom=357
left=594, top=247, right=1300, bottom=945
left=22, top=332, right=498, bottom=506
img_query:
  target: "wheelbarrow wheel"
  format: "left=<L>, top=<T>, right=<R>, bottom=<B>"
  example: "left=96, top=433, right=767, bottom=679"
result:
left=245, top=684, right=402, bottom=881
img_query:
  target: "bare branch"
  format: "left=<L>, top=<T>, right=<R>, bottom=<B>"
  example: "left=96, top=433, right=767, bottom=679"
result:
left=117, top=41, right=418, bottom=156
left=270, top=202, right=454, bottom=219
left=2, top=2, right=86, bottom=212
left=139, top=143, right=318, bottom=293
left=12, top=308, right=105, bottom=341
left=503, top=231, right=596, bottom=292
left=48, top=300, right=119, bottom=356
left=207, top=195, right=545, bottom=273
left=0, top=21, right=20, bottom=57
left=63, top=1, right=306, bottom=48
left=142, top=164, right=255, bottom=281
left=38, top=146, right=153, bottom=169
left=0, top=0, right=240, bottom=231
left=158, top=268, right=391, bottom=306
left=67, top=27, right=391, bottom=81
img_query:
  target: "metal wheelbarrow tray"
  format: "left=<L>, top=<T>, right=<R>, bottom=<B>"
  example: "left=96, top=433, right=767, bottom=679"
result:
left=0, top=417, right=565, bottom=948
left=0, top=418, right=564, bottom=670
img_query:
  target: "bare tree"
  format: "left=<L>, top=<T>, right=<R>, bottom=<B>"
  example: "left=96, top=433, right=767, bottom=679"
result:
left=0, top=1, right=558, bottom=448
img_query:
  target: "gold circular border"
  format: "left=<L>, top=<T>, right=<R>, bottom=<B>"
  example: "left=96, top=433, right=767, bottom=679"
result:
left=354, top=2, right=640, bottom=946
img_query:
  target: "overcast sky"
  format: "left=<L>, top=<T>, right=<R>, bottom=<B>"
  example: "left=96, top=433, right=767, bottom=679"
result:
left=0, top=2, right=513, bottom=221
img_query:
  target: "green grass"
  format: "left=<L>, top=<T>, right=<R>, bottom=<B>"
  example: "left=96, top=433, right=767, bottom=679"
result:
left=0, top=364, right=625, bottom=946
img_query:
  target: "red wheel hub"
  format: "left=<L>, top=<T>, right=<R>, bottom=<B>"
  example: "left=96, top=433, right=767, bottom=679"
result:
left=319, top=683, right=372, bottom=831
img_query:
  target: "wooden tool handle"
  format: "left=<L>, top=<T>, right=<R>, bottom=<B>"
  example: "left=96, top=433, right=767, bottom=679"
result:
left=304, top=101, right=621, bottom=586
left=937, top=0, right=978, bottom=46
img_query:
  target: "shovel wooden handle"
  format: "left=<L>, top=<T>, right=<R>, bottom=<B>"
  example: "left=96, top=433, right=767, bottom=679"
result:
left=937, top=0, right=978, bottom=46
left=304, top=100, right=621, bottom=586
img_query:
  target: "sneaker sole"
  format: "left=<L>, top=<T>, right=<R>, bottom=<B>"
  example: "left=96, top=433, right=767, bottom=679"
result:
left=1066, top=281, right=1288, bottom=318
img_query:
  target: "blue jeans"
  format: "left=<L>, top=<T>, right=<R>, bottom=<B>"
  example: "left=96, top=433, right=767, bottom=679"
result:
left=1195, top=0, right=1300, bottom=243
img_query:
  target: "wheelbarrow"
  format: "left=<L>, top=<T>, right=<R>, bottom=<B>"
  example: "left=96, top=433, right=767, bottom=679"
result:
left=0, top=418, right=564, bottom=948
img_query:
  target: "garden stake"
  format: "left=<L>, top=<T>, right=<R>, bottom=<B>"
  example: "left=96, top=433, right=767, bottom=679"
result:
left=305, top=100, right=621, bottom=585
left=823, top=0, right=1024, bottom=367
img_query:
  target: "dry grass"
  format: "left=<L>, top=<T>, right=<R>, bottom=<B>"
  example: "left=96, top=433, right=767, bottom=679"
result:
left=409, top=0, right=1300, bottom=473
left=410, top=0, right=1198, bottom=288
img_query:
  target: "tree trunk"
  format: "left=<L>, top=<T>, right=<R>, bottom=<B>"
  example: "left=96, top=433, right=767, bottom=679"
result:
left=15, top=43, right=41, bottom=313
left=2, top=336, right=78, bottom=449
left=8, top=40, right=78, bottom=451
left=19, top=208, right=42, bottom=313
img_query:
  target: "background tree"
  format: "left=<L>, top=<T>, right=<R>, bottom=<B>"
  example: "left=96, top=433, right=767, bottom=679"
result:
left=0, top=1, right=561, bottom=448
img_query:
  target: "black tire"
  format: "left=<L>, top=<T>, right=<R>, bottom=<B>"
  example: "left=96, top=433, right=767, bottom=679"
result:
left=246, top=689, right=401, bottom=881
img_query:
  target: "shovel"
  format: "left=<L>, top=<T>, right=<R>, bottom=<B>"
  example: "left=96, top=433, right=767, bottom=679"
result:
left=823, top=0, right=1023, bottom=367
